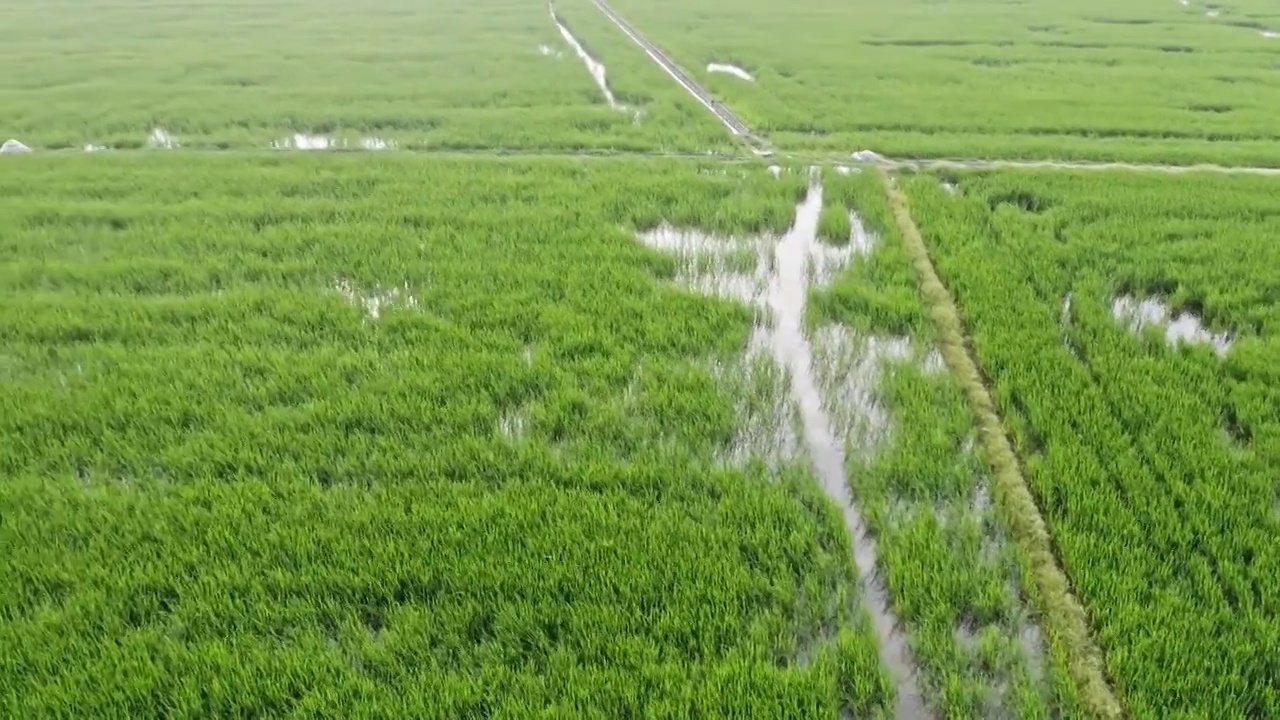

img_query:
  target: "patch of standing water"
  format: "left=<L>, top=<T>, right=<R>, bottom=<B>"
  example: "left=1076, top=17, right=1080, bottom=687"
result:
left=852, top=149, right=889, bottom=165
left=705, top=336, right=803, bottom=469
left=919, top=347, right=947, bottom=375
left=811, top=326, right=912, bottom=458
left=884, top=438, right=1051, bottom=714
left=1111, top=294, right=1232, bottom=356
left=707, top=62, right=754, bottom=81
left=274, top=133, right=338, bottom=150
left=147, top=128, right=176, bottom=149
left=1, top=139, right=32, bottom=153
left=848, top=212, right=875, bottom=257
left=360, top=136, right=395, bottom=151
left=637, top=179, right=927, bottom=719
left=498, top=409, right=528, bottom=441
left=550, top=4, right=623, bottom=110
left=333, top=277, right=420, bottom=321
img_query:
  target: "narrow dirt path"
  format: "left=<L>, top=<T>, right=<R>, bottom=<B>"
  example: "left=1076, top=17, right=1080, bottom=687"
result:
left=879, top=169, right=1124, bottom=720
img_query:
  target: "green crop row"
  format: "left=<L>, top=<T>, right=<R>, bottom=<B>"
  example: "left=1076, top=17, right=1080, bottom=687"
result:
left=899, top=168, right=1280, bottom=717
left=605, top=0, right=1280, bottom=165
left=0, top=154, right=894, bottom=717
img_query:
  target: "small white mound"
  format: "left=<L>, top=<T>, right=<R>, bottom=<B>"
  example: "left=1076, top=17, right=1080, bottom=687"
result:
left=1206, top=9, right=1220, bottom=16
left=707, top=63, right=754, bottom=81
left=84, top=143, right=109, bottom=153
left=1, top=139, right=32, bottom=153
left=1261, top=30, right=1279, bottom=38
left=768, top=165, right=782, bottom=178
left=147, top=128, right=176, bottom=149
left=851, top=149, right=889, bottom=165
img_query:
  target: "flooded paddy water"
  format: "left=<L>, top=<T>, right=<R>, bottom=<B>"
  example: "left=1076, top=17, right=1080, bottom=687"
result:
left=147, top=128, right=177, bottom=149
left=1111, top=294, right=1233, bottom=355
left=333, top=277, right=420, bottom=321
left=637, top=176, right=928, bottom=717
left=635, top=168, right=1068, bottom=716
left=550, top=4, right=624, bottom=110
left=706, top=62, right=754, bottom=81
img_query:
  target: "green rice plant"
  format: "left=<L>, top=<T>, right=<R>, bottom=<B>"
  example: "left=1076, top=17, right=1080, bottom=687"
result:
left=0, top=154, right=891, bottom=718
left=898, top=167, right=1280, bottom=718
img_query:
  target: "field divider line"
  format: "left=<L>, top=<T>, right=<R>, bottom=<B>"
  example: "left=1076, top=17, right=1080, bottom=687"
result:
left=877, top=156, right=1280, bottom=176
left=878, top=169, right=1125, bottom=720
left=15, top=144, right=1280, bottom=175
left=584, top=0, right=772, bottom=153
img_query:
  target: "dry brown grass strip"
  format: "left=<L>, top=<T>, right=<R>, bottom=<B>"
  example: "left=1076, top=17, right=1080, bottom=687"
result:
left=878, top=169, right=1123, bottom=719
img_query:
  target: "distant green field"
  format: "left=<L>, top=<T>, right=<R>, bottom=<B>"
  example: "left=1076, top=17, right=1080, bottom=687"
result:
left=606, top=0, right=1280, bottom=164
left=0, top=0, right=728, bottom=152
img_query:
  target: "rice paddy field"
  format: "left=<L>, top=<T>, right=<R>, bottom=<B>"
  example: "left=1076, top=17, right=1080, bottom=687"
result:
left=4, top=0, right=1280, bottom=718
left=0, top=0, right=728, bottom=152
left=606, top=0, right=1280, bottom=165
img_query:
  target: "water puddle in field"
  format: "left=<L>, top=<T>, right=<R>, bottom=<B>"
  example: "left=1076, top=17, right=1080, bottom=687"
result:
left=333, top=277, right=420, bottom=320
left=1111, top=294, right=1232, bottom=356
left=707, top=62, right=754, bottom=81
left=360, top=136, right=395, bottom=151
left=498, top=409, right=528, bottom=441
left=274, top=133, right=338, bottom=150
left=811, top=326, right=911, bottom=458
left=919, top=347, right=946, bottom=375
left=147, top=128, right=176, bottom=149
left=550, top=5, right=623, bottom=110
left=1, top=139, right=32, bottom=153
left=637, top=178, right=927, bottom=719
left=883, top=438, right=1051, bottom=714
left=852, top=149, right=889, bottom=165
left=848, top=213, right=875, bottom=257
